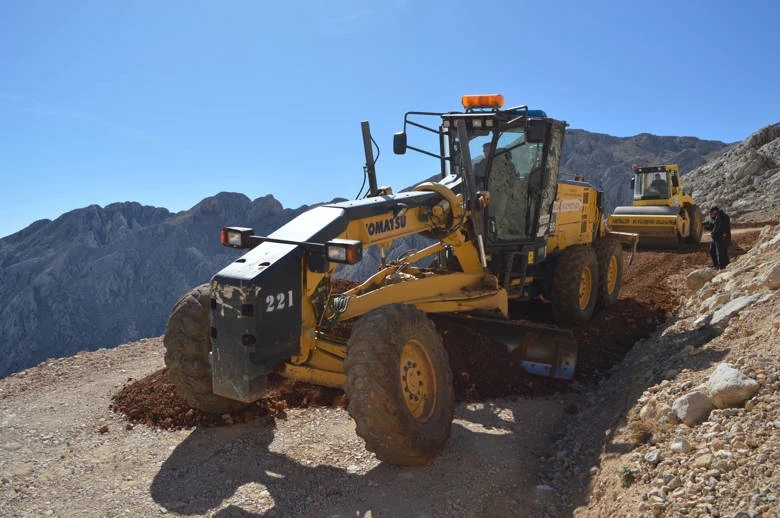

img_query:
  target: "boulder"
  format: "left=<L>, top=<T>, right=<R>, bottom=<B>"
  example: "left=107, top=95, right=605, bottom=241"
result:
left=672, top=391, right=714, bottom=426
left=707, top=363, right=760, bottom=409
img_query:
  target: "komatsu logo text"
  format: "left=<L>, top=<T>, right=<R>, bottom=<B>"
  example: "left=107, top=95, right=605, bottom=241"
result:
left=367, top=215, right=407, bottom=236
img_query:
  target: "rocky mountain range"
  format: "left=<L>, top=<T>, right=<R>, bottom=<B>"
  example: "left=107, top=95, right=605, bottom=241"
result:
left=0, top=195, right=311, bottom=378
left=1, top=125, right=777, bottom=378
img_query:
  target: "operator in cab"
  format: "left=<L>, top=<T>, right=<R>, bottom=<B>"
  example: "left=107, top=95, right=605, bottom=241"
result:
left=650, top=173, right=668, bottom=194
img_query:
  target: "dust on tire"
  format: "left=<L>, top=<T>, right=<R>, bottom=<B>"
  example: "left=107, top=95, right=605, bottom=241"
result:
left=594, top=238, right=623, bottom=308
left=550, top=244, right=599, bottom=325
left=163, top=284, right=249, bottom=414
left=343, top=304, right=454, bottom=466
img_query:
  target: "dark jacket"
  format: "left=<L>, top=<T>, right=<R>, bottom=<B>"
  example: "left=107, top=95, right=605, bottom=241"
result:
left=710, top=210, right=731, bottom=241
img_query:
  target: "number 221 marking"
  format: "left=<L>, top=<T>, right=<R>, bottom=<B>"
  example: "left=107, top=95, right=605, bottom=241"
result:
left=265, top=290, right=294, bottom=312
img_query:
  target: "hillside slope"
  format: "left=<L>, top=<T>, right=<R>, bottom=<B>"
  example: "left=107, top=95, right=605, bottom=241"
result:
left=551, top=225, right=780, bottom=517
left=684, top=123, right=780, bottom=224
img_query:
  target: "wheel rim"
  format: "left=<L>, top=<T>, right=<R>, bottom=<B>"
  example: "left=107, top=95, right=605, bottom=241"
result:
left=606, top=255, right=618, bottom=294
left=400, top=339, right=437, bottom=420
left=578, top=266, right=593, bottom=310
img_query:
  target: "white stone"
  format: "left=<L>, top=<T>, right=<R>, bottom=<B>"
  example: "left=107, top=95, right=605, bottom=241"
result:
left=670, top=436, right=692, bottom=453
left=710, top=294, right=761, bottom=329
left=687, top=269, right=717, bottom=292
left=707, top=363, right=760, bottom=409
left=761, top=261, right=780, bottom=289
left=673, top=391, right=715, bottom=426
left=645, top=449, right=662, bottom=465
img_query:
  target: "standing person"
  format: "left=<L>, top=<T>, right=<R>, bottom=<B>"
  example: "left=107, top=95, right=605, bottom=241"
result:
left=708, top=206, right=731, bottom=269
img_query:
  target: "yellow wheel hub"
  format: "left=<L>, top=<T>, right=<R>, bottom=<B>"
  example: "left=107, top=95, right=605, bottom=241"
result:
left=606, top=255, right=618, bottom=294
left=578, top=266, right=593, bottom=310
left=400, top=339, right=437, bottom=420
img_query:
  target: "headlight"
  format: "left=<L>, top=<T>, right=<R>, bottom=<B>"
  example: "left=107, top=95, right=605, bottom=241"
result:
left=325, top=239, right=363, bottom=264
left=220, top=227, right=254, bottom=248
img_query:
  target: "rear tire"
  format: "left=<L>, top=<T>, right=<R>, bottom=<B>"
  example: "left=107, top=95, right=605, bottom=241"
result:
left=164, top=284, right=249, bottom=414
left=594, top=238, right=623, bottom=308
left=685, top=205, right=703, bottom=243
left=344, top=304, right=454, bottom=466
left=550, top=245, right=599, bottom=325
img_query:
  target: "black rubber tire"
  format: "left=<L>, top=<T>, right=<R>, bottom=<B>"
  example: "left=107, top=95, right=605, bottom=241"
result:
left=344, top=304, right=454, bottom=466
left=550, top=245, right=599, bottom=326
left=685, top=205, right=703, bottom=244
left=164, top=284, right=249, bottom=414
left=593, top=238, right=623, bottom=309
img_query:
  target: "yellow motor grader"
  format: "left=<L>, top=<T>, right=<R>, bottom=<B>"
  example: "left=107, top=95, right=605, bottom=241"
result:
left=607, top=164, right=703, bottom=247
left=164, top=94, right=635, bottom=465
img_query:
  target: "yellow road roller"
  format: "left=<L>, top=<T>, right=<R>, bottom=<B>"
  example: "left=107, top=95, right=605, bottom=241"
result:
left=607, top=164, right=703, bottom=247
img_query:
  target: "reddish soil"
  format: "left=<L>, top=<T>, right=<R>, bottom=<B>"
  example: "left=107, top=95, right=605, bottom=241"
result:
left=112, top=233, right=758, bottom=429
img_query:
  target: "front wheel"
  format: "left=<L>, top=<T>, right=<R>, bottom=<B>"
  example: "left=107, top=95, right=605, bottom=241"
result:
left=550, top=245, right=599, bottom=325
left=344, top=304, right=454, bottom=466
left=164, top=284, right=249, bottom=414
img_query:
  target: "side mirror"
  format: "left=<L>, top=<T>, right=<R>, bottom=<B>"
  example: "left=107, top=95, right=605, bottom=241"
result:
left=526, top=119, right=546, bottom=143
left=393, top=132, right=407, bottom=155
left=630, top=177, right=635, bottom=189
left=671, top=175, right=680, bottom=187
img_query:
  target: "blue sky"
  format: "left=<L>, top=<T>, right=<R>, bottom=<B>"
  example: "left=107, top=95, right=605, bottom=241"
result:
left=1, top=0, right=778, bottom=239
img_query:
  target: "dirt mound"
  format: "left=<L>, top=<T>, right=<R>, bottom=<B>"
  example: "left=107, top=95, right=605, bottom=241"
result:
left=111, top=232, right=760, bottom=430
left=111, top=370, right=347, bottom=429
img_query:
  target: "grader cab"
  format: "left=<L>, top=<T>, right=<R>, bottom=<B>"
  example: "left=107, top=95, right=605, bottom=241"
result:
left=164, top=94, right=633, bottom=465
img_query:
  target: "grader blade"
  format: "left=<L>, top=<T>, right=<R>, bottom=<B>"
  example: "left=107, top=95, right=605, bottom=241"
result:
left=440, top=315, right=578, bottom=380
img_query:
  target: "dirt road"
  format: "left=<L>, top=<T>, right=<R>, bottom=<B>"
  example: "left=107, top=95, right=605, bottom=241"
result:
left=0, top=336, right=582, bottom=516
